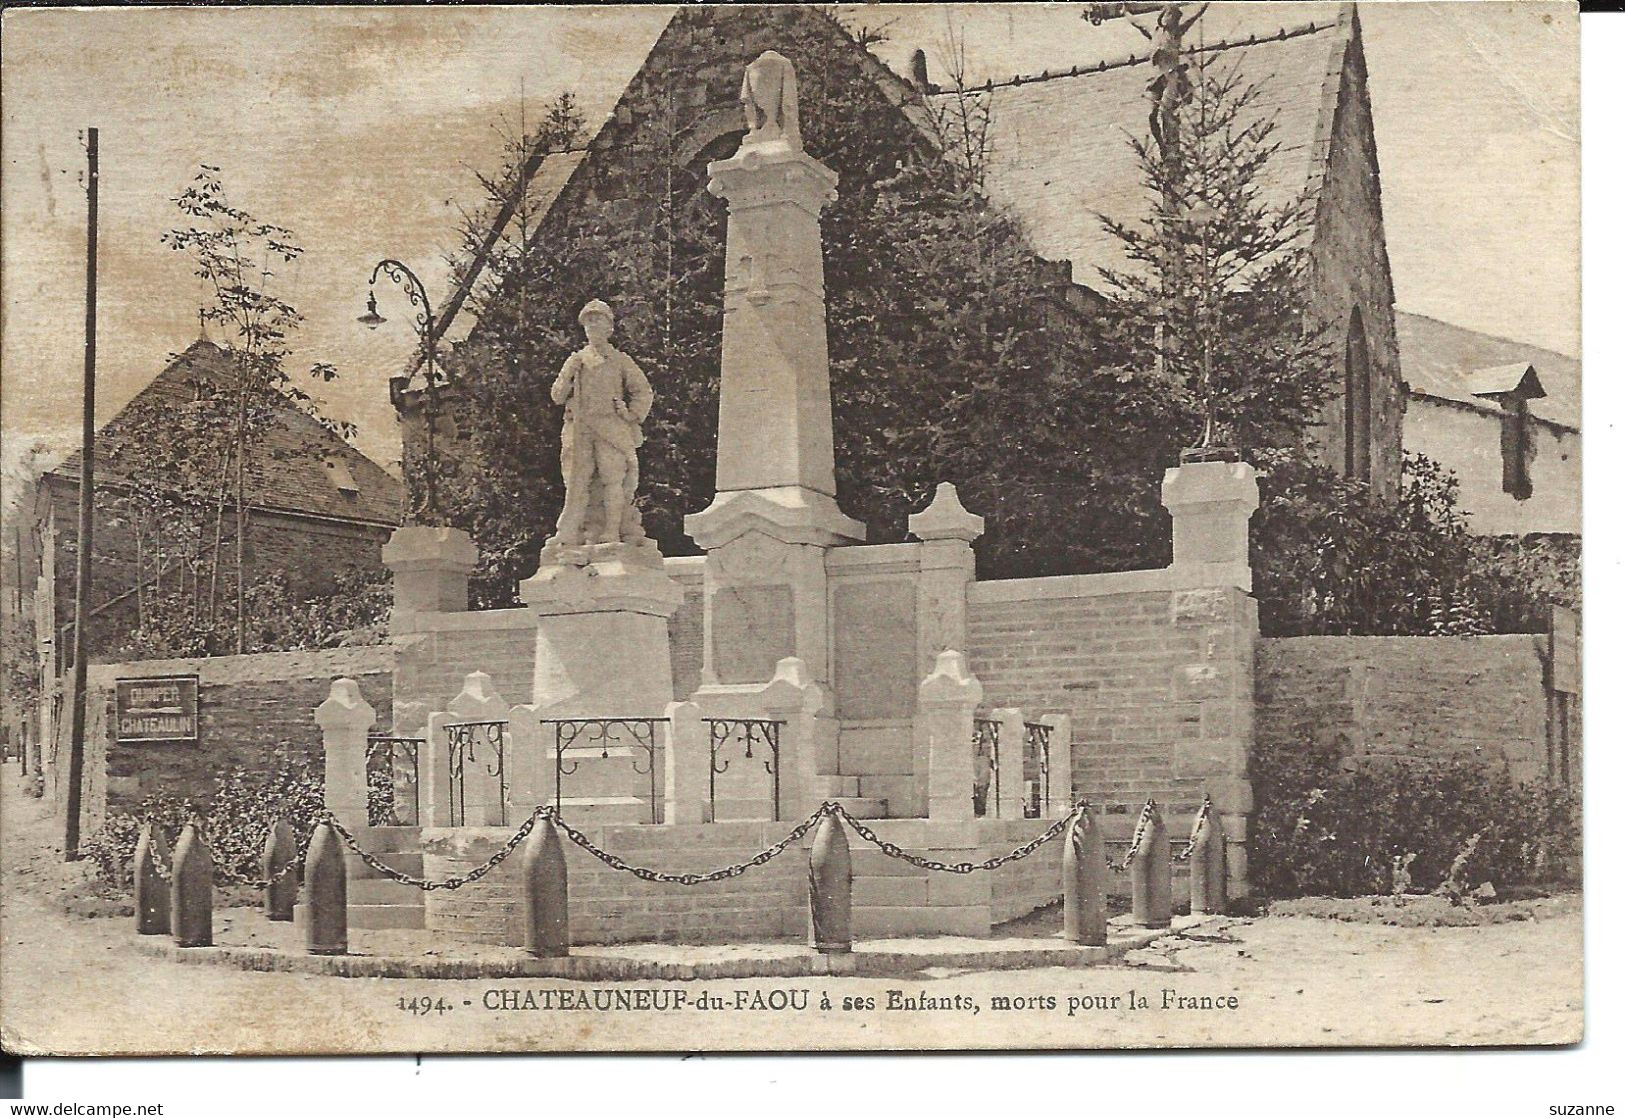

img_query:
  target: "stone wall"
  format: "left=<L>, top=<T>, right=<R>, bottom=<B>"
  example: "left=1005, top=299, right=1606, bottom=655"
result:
left=390, top=559, right=707, bottom=722
left=423, top=822, right=810, bottom=945
left=422, top=816, right=1061, bottom=945
left=83, top=646, right=393, bottom=814
left=966, top=571, right=1256, bottom=815
left=1255, top=634, right=1562, bottom=784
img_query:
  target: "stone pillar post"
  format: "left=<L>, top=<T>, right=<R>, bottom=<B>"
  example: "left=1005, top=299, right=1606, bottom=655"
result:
left=382, top=525, right=477, bottom=616
left=391, top=700, right=430, bottom=826
left=1163, top=457, right=1260, bottom=895
left=759, top=656, right=835, bottom=821
left=991, top=707, right=1027, bottom=820
left=423, top=710, right=454, bottom=828
left=1161, top=459, right=1259, bottom=591
left=662, top=701, right=708, bottom=825
left=505, top=704, right=544, bottom=818
left=918, top=651, right=982, bottom=821
left=446, top=672, right=509, bottom=827
left=315, top=678, right=375, bottom=833
left=1040, top=713, right=1074, bottom=817
left=908, top=483, right=984, bottom=812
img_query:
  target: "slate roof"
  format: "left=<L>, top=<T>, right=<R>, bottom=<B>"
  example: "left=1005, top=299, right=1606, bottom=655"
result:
left=969, top=12, right=1349, bottom=292
left=49, top=339, right=404, bottom=526
left=1465, top=363, right=1544, bottom=401
left=1395, top=310, right=1579, bottom=430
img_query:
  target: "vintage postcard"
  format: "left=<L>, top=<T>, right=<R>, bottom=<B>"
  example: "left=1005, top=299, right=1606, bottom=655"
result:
left=0, top=1, right=1581, bottom=1056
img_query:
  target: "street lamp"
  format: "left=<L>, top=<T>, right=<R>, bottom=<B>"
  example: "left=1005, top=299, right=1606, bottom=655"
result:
left=360, top=259, right=441, bottom=522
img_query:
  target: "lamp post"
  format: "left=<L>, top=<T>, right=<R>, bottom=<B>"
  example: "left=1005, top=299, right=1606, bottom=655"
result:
left=360, top=260, right=441, bottom=522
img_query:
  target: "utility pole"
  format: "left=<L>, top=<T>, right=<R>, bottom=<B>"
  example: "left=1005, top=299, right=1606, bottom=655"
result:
left=63, top=127, right=97, bottom=861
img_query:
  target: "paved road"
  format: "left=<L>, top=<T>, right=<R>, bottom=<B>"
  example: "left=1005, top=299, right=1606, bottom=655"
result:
left=0, top=765, right=1583, bottom=1054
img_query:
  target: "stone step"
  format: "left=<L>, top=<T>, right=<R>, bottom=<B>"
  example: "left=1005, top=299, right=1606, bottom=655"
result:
left=851, top=904, right=991, bottom=938
left=293, top=901, right=425, bottom=932
left=349, top=877, right=427, bottom=906
left=556, top=796, right=657, bottom=826
left=345, top=825, right=422, bottom=854
left=349, top=904, right=426, bottom=931
left=711, top=795, right=779, bottom=823
left=829, top=796, right=887, bottom=819
left=344, top=850, right=424, bottom=880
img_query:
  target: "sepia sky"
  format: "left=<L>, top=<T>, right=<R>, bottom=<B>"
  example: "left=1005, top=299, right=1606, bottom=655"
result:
left=0, top=2, right=1579, bottom=487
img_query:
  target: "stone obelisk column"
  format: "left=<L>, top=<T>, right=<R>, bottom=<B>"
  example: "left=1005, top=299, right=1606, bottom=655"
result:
left=685, top=51, right=863, bottom=705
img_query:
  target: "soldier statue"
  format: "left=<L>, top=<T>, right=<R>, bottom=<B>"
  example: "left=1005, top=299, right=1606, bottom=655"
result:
left=546, top=298, right=654, bottom=555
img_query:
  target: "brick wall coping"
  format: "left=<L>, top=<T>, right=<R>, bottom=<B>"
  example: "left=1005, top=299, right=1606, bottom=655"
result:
left=1259, top=633, right=1544, bottom=651
left=969, top=563, right=1250, bottom=604
left=87, top=644, right=393, bottom=688
left=391, top=607, right=534, bottom=635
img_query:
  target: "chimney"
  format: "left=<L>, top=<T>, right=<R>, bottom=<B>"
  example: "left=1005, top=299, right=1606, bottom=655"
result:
left=910, top=49, right=932, bottom=92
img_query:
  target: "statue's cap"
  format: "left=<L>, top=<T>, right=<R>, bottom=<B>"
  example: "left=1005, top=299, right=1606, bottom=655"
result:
left=578, top=299, right=614, bottom=324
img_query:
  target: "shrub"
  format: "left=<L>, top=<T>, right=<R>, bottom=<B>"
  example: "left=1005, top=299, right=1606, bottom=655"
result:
left=82, top=748, right=326, bottom=888
left=366, top=759, right=401, bottom=827
left=1249, top=732, right=1578, bottom=898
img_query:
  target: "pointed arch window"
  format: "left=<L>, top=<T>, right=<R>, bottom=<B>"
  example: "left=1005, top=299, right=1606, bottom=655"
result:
left=1344, top=307, right=1372, bottom=482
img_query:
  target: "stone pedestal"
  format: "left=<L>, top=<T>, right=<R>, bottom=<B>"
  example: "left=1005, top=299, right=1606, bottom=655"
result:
left=316, top=678, right=376, bottom=832
left=382, top=525, right=476, bottom=615
left=519, top=553, right=683, bottom=719
left=1161, top=459, right=1259, bottom=591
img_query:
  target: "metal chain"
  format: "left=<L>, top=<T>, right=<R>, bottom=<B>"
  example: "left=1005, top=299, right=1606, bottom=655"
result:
left=1107, top=800, right=1156, bottom=874
left=211, top=850, right=302, bottom=891
left=1174, top=795, right=1213, bottom=863
left=552, top=806, right=828, bottom=885
left=832, top=801, right=1084, bottom=874
left=324, top=808, right=543, bottom=892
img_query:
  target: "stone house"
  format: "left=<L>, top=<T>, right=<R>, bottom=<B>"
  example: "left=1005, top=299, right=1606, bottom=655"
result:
left=1395, top=309, right=1579, bottom=538
left=28, top=337, right=404, bottom=666
left=394, top=2, right=1406, bottom=580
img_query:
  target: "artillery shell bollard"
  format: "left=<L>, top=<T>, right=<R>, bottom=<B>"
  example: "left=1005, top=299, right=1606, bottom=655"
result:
left=808, top=810, right=853, bottom=954
left=1189, top=808, right=1227, bottom=916
left=169, top=819, right=214, bottom=948
left=304, top=820, right=348, bottom=956
left=262, top=818, right=298, bottom=922
left=133, top=822, right=171, bottom=936
left=523, top=815, right=570, bottom=958
left=1062, top=807, right=1107, bottom=946
left=1128, top=802, right=1171, bottom=929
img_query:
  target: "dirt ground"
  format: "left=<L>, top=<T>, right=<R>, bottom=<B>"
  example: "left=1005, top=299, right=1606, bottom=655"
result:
left=0, top=763, right=1583, bottom=1055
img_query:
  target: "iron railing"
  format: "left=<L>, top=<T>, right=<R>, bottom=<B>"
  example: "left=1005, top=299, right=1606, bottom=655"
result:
left=706, top=718, right=785, bottom=822
left=365, top=734, right=423, bottom=826
left=539, top=718, right=664, bottom=825
left=445, top=720, right=509, bottom=827
left=1023, top=721, right=1053, bottom=819
left=972, top=717, right=1000, bottom=818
